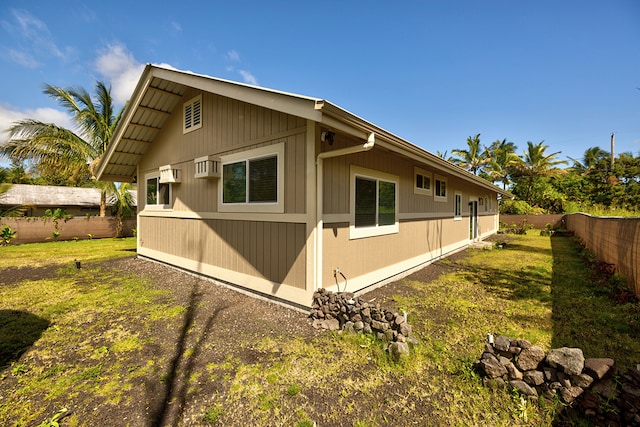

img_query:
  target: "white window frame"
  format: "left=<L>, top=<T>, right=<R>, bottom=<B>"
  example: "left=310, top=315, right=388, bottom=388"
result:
left=414, top=167, right=433, bottom=196
left=218, top=143, right=285, bottom=213
left=144, top=171, right=172, bottom=211
left=454, top=192, right=463, bottom=220
left=349, top=165, right=399, bottom=240
left=434, top=175, right=448, bottom=202
left=183, top=94, right=202, bottom=134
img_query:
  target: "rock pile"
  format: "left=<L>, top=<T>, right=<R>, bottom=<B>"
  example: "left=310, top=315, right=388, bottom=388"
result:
left=476, top=335, right=640, bottom=426
left=309, top=289, right=416, bottom=360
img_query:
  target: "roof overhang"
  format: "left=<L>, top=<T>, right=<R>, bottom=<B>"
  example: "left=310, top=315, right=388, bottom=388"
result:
left=97, top=64, right=512, bottom=198
left=315, top=100, right=514, bottom=198
left=96, top=64, right=323, bottom=182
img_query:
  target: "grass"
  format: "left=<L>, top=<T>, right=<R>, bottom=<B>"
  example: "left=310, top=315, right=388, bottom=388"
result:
left=0, top=233, right=638, bottom=426
left=0, top=237, right=136, bottom=268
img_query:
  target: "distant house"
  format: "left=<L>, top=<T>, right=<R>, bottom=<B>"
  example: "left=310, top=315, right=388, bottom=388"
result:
left=96, top=64, right=512, bottom=309
left=0, top=184, right=137, bottom=217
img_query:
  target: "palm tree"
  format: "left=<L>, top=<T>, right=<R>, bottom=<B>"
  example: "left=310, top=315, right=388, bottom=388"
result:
left=569, top=146, right=609, bottom=175
left=1, top=82, right=123, bottom=216
left=451, top=133, right=489, bottom=175
left=485, top=139, right=519, bottom=189
left=513, top=141, right=567, bottom=204
left=111, top=182, right=135, bottom=238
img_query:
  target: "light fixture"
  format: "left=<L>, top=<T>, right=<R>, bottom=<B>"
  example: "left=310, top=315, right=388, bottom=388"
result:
left=321, top=130, right=335, bottom=145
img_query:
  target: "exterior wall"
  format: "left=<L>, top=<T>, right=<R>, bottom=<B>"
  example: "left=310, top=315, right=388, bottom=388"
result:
left=565, top=213, right=640, bottom=297
left=136, top=88, right=313, bottom=307
left=322, top=218, right=469, bottom=292
left=319, top=137, right=500, bottom=294
left=137, top=216, right=309, bottom=305
left=1, top=217, right=136, bottom=244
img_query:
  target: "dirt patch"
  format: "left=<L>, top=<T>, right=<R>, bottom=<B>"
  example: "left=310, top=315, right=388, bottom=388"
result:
left=0, top=252, right=467, bottom=426
left=362, top=249, right=469, bottom=310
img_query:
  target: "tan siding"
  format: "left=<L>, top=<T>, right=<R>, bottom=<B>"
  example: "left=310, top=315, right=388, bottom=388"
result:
left=139, top=216, right=307, bottom=289
left=322, top=141, right=498, bottom=220
left=321, top=218, right=468, bottom=288
left=138, top=90, right=307, bottom=215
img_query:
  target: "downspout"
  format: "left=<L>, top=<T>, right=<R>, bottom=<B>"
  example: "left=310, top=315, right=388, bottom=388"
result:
left=315, top=132, right=375, bottom=291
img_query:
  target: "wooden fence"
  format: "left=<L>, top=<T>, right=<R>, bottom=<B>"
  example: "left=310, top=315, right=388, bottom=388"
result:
left=1, top=217, right=136, bottom=244
left=565, top=213, right=640, bottom=297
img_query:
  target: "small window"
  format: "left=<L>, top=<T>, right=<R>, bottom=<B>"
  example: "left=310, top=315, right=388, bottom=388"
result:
left=145, top=175, right=171, bottom=209
left=414, top=167, right=432, bottom=196
left=435, top=175, right=447, bottom=202
left=454, top=193, right=462, bottom=219
left=350, top=166, right=399, bottom=239
left=219, top=143, right=285, bottom=213
left=183, top=94, right=202, bottom=134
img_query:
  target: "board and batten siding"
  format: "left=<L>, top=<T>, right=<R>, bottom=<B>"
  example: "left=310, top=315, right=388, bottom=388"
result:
left=138, top=89, right=308, bottom=215
left=139, top=217, right=307, bottom=290
left=321, top=218, right=469, bottom=291
left=319, top=140, right=500, bottom=292
left=135, top=88, right=312, bottom=306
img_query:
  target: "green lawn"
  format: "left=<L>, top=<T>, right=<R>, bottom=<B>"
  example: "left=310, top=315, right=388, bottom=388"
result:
left=0, top=234, right=637, bottom=426
left=0, top=237, right=136, bottom=269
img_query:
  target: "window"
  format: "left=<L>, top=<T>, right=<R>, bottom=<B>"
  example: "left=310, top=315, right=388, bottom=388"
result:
left=434, top=175, right=447, bottom=202
left=145, top=175, right=171, bottom=209
left=454, top=193, right=462, bottom=220
left=219, top=143, right=285, bottom=213
left=350, top=166, right=399, bottom=239
left=183, top=94, right=202, bottom=133
left=414, top=167, right=432, bottom=196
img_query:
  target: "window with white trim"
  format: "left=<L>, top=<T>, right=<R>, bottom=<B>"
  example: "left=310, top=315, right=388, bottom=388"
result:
left=145, top=173, right=171, bottom=209
left=454, top=192, right=462, bottom=220
left=350, top=166, right=399, bottom=239
left=183, top=94, right=202, bottom=134
left=414, top=167, right=432, bottom=196
left=218, top=143, right=285, bottom=213
left=434, top=175, right=447, bottom=202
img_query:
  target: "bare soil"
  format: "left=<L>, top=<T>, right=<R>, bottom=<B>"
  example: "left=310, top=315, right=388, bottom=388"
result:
left=1, top=252, right=467, bottom=426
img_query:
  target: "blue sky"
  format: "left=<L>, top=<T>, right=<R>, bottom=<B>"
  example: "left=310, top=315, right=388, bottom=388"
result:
left=1, top=0, right=639, bottom=169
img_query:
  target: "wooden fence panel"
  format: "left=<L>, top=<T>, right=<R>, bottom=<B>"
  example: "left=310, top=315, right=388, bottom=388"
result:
left=565, top=213, right=640, bottom=297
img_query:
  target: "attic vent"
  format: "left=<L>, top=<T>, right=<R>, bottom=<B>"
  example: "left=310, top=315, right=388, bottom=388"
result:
left=159, top=165, right=181, bottom=183
left=194, top=155, right=220, bottom=179
left=183, top=94, right=202, bottom=134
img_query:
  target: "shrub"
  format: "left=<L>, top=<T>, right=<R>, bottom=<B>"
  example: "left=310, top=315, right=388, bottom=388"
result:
left=500, top=200, right=535, bottom=215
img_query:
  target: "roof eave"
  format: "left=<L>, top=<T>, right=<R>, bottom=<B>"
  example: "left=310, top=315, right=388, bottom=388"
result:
left=316, top=101, right=513, bottom=198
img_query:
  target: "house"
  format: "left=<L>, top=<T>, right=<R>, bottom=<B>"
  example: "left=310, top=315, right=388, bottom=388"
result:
left=96, top=64, right=512, bottom=309
left=0, top=184, right=137, bottom=217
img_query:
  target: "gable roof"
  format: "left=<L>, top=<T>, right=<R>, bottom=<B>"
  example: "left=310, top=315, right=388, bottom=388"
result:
left=0, top=184, right=137, bottom=208
left=97, top=64, right=512, bottom=197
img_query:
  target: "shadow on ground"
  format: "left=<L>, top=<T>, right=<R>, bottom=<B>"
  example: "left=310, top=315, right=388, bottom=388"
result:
left=0, top=309, right=50, bottom=369
left=147, top=283, right=226, bottom=427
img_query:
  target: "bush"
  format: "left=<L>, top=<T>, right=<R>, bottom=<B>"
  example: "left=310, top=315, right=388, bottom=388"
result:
left=500, top=200, right=535, bottom=215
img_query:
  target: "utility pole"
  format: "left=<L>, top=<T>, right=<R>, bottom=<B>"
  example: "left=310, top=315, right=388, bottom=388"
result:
left=610, top=132, right=615, bottom=169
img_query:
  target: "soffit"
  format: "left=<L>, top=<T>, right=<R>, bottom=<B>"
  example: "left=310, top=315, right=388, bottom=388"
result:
left=98, top=74, right=185, bottom=182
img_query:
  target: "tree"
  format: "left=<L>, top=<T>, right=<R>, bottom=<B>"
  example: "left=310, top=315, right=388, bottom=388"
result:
left=1, top=81, right=123, bottom=215
left=451, top=133, right=489, bottom=175
left=569, top=146, right=609, bottom=175
left=485, top=139, right=519, bottom=189
left=111, top=183, right=135, bottom=238
left=511, top=141, right=567, bottom=206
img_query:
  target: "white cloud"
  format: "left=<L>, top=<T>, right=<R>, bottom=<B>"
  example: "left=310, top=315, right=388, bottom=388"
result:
left=6, top=49, right=39, bottom=68
left=94, top=43, right=145, bottom=105
left=226, top=50, right=240, bottom=62
left=0, top=103, right=75, bottom=146
left=238, top=70, right=258, bottom=86
left=6, top=9, right=74, bottom=64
